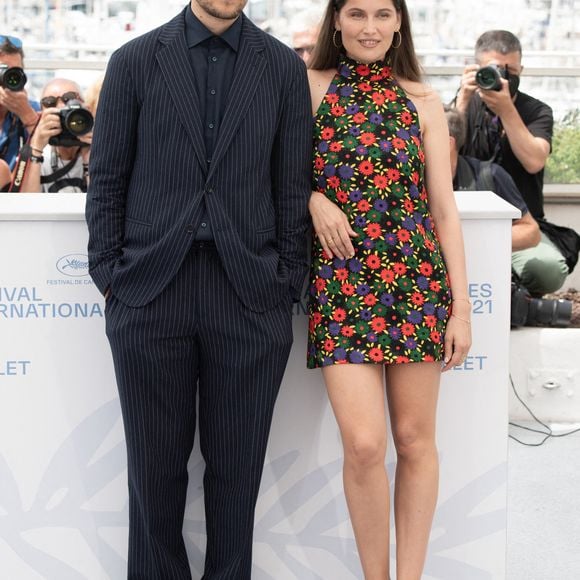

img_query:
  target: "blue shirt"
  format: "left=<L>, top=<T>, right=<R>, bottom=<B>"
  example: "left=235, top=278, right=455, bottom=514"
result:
left=184, top=8, right=241, bottom=240
left=0, top=100, right=40, bottom=169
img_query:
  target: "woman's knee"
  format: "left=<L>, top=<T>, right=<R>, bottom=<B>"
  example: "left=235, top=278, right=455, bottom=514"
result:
left=392, top=424, right=436, bottom=461
left=344, top=433, right=387, bottom=471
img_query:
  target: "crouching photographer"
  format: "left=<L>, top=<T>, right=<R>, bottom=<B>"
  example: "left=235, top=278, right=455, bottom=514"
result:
left=15, top=78, right=93, bottom=193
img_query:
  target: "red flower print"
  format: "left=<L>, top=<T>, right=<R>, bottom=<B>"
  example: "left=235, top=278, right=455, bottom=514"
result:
left=370, top=317, right=386, bottom=332
left=387, top=168, right=400, bottom=182
left=374, top=174, right=388, bottom=189
left=327, top=176, right=340, bottom=188
left=326, top=93, right=339, bottom=104
left=315, top=277, right=326, bottom=291
left=329, top=142, right=343, bottom=152
left=372, top=92, right=385, bottom=106
left=357, top=199, right=371, bottom=212
left=358, top=82, right=372, bottom=92
left=366, top=223, right=382, bottom=239
left=412, top=135, right=421, bottom=147
left=424, top=355, right=435, bottom=362
left=360, top=132, right=376, bottom=146
left=364, top=294, right=377, bottom=306
left=400, top=111, right=413, bottom=125
left=335, top=268, right=349, bottom=281
left=333, top=308, right=347, bottom=322
left=393, top=262, right=407, bottom=275
left=385, top=89, right=397, bottom=101
left=424, top=315, right=437, bottom=328
left=418, top=150, right=425, bottom=162
left=420, top=262, right=433, bottom=276
left=381, top=269, right=395, bottom=283
left=331, top=105, right=345, bottom=116
left=321, top=127, right=335, bottom=140
left=396, top=356, right=410, bottom=363
left=430, top=331, right=441, bottom=343
left=324, top=339, right=336, bottom=352
left=411, top=172, right=419, bottom=185
left=417, top=223, right=425, bottom=235
left=342, top=283, right=355, bottom=296
left=321, top=249, right=331, bottom=260
left=359, top=160, right=375, bottom=176
left=341, top=325, right=355, bottom=337
left=411, top=292, right=424, bottom=306
left=430, top=281, right=441, bottom=292
left=403, top=199, right=414, bottom=212
left=353, top=112, right=367, bottom=124
left=425, top=239, right=435, bottom=251
left=392, top=137, right=406, bottom=150
left=369, top=348, right=384, bottom=362
left=402, top=323, right=415, bottom=336
left=397, top=229, right=411, bottom=243
left=366, top=254, right=381, bottom=269
left=337, top=190, right=348, bottom=203
left=356, top=64, right=370, bottom=76
left=312, top=312, right=323, bottom=325
left=314, top=157, right=324, bottom=170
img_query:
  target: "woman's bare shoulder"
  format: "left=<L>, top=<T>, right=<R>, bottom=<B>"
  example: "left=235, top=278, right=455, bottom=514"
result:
left=308, top=68, right=337, bottom=88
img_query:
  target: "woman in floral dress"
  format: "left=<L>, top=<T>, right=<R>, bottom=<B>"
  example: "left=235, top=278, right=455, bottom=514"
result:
left=307, top=0, right=472, bottom=578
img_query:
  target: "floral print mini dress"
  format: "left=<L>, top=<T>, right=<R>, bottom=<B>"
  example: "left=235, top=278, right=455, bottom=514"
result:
left=307, top=54, right=452, bottom=369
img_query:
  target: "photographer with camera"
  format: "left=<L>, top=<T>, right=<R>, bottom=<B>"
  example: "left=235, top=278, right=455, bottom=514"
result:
left=446, top=105, right=573, bottom=327
left=17, top=78, right=93, bottom=193
left=454, top=30, right=577, bottom=297
left=0, top=35, right=40, bottom=170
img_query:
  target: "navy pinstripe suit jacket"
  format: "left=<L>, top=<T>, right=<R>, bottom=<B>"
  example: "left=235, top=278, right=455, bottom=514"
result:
left=86, top=8, right=312, bottom=312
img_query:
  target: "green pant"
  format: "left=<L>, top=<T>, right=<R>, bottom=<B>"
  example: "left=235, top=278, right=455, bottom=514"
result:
left=512, top=232, right=569, bottom=296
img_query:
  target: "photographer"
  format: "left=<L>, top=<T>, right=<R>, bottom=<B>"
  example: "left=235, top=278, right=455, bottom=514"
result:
left=455, top=30, right=571, bottom=296
left=18, top=78, right=92, bottom=193
left=0, top=35, right=40, bottom=169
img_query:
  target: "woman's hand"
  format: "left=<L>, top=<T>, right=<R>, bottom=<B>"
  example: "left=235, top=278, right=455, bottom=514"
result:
left=309, top=191, right=358, bottom=260
left=441, top=301, right=472, bottom=372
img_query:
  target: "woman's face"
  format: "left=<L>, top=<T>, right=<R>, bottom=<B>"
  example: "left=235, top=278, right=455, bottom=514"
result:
left=335, top=0, right=401, bottom=64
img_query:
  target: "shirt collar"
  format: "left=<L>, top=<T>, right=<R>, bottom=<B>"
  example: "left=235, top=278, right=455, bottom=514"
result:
left=185, top=8, right=242, bottom=52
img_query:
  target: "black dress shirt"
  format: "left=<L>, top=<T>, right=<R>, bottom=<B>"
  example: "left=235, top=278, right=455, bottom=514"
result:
left=184, top=8, right=242, bottom=240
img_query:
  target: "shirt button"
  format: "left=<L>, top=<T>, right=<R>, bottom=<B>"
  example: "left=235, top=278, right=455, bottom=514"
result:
left=208, top=123, right=214, bottom=129
left=211, top=56, right=218, bottom=62
left=207, top=158, right=212, bottom=164
left=206, top=186, right=214, bottom=194
left=186, top=225, right=194, bottom=234
left=201, top=222, right=207, bottom=228
left=210, top=89, right=216, bottom=95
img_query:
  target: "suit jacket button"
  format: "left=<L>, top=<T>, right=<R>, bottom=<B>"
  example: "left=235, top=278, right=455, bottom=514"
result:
left=206, top=187, right=214, bottom=194
left=186, top=225, right=194, bottom=234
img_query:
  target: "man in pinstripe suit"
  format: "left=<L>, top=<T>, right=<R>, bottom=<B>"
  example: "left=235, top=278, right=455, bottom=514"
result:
left=85, top=1, right=311, bottom=578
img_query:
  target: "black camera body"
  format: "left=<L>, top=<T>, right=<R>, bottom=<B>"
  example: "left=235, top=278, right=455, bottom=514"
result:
left=511, top=272, right=572, bottom=327
left=49, top=100, right=94, bottom=147
left=0, top=64, right=27, bottom=91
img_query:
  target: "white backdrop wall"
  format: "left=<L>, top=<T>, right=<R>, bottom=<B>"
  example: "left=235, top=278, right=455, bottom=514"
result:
left=0, top=192, right=516, bottom=579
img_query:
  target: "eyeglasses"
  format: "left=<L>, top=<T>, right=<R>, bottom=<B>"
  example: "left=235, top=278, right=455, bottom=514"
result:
left=293, top=45, right=315, bottom=58
left=0, top=35, right=23, bottom=49
left=40, top=91, right=81, bottom=108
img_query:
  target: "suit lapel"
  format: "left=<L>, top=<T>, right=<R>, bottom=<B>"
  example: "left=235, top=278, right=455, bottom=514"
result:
left=157, top=9, right=207, bottom=172
left=207, top=16, right=266, bottom=179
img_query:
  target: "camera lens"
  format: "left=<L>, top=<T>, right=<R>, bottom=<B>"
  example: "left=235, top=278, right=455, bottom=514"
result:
left=63, top=108, right=94, bottom=136
left=526, top=298, right=572, bottom=327
left=0, top=66, right=27, bottom=91
left=475, top=65, right=502, bottom=91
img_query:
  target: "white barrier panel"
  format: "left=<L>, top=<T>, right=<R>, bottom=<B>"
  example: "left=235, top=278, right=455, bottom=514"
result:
left=0, top=192, right=517, bottom=579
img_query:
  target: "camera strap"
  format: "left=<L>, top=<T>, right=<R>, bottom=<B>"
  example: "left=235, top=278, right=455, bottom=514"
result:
left=7, top=116, right=40, bottom=193
left=40, top=149, right=79, bottom=185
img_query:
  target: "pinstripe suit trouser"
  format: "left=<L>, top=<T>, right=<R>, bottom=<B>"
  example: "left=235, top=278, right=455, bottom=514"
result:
left=105, top=243, right=294, bottom=579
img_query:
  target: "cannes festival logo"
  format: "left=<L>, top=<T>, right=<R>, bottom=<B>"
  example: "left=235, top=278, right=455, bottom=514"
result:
left=56, top=254, right=89, bottom=277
